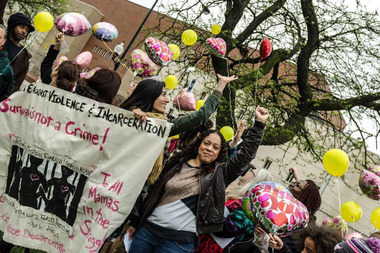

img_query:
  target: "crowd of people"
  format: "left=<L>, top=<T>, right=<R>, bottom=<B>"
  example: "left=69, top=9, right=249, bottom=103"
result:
left=0, top=11, right=378, bottom=253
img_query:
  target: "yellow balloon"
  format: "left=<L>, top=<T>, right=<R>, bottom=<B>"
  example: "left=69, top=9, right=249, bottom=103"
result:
left=371, top=207, right=380, bottom=229
left=341, top=201, right=362, bottom=223
left=220, top=126, right=234, bottom=141
left=196, top=100, right=205, bottom=111
left=181, top=30, right=197, bottom=46
left=322, top=149, right=349, bottom=177
left=211, top=24, right=221, bottom=35
left=33, top=12, right=54, bottom=32
left=168, top=44, right=180, bottom=60
left=165, top=75, right=178, bottom=90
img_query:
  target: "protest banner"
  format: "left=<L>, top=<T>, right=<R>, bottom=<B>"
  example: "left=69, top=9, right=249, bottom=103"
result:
left=0, top=82, right=172, bottom=252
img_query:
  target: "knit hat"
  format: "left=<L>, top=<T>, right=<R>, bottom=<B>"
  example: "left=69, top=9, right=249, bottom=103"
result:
left=334, top=237, right=380, bottom=253
left=7, top=13, right=35, bottom=33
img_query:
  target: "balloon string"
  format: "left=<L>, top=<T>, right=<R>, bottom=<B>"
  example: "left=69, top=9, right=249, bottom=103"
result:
left=254, top=61, right=262, bottom=109
left=337, top=177, right=341, bottom=216
left=44, top=39, right=56, bottom=52
left=0, top=32, right=39, bottom=75
left=10, top=32, right=38, bottom=64
left=225, top=57, right=236, bottom=131
left=101, top=40, right=129, bottom=69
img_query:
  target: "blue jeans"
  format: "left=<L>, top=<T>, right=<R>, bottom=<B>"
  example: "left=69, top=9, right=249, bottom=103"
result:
left=129, top=226, right=194, bottom=253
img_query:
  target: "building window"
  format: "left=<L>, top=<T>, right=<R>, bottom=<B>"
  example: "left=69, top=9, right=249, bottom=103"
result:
left=107, top=52, right=113, bottom=59
left=263, top=158, right=272, bottom=170
left=92, top=45, right=98, bottom=52
left=96, top=47, right=103, bottom=55
left=102, top=50, right=108, bottom=57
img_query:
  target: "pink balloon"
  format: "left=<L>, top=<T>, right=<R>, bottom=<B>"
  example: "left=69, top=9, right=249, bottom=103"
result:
left=359, top=169, right=380, bottom=200
left=206, top=37, right=226, bottom=58
left=345, top=232, right=363, bottom=241
left=322, top=215, right=348, bottom=236
left=53, top=56, right=68, bottom=69
left=74, top=51, right=92, bottom=70
left=173, top=89, right=196, bottom=111
left=130, top=49, right=158, bottom=77
left=144, top=37, right=173, bottom=66
left=242, top=182, right=309, bottom=236
left=80, top=67, right=101, bottom=79
left=54, top=12, right=91, bottom=37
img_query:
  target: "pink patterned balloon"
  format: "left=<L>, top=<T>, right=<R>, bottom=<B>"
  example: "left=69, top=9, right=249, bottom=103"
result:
left=206, top=37, right=226, bottom=58
left=359, top=169, right=380, bottom=200
left=54, top=12, right=91, bottom=36
left=130, top=49, right=158, bottom=77
left=53, top=56, right=68, bottom=69
left=74, top=51, right=92, bottom=70
left=173, top=89, right=196, bottom=111
left=144, top=37, right=173, bottom=66
left=242, top=181, right=309, bottom=236
left=369, top=165, right=380, bottom=177
left=322, top=215, right=348, bottom=236
left=345, top=232, right=363, bottom=241
left=80, top=67, right=101, bottom=79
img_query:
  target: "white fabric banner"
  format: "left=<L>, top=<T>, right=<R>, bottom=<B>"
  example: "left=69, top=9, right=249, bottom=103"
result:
left=0, top=83, right=172, bottom=252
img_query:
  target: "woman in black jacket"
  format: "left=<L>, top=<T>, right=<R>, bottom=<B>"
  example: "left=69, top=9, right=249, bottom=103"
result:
left=124, top=106, right=269, bottom=253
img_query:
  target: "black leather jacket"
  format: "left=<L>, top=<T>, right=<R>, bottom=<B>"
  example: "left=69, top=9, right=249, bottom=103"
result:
left=128, top=121, right=266, bottom=235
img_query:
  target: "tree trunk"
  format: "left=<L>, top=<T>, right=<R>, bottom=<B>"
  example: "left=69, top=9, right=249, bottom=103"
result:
left=0, top=0, right=8, bottom=25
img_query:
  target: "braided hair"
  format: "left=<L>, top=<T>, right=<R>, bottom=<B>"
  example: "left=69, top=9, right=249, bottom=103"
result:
left=297, top=179, right=321, bottom=217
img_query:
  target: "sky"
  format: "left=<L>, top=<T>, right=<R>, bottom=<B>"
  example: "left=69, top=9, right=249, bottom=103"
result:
left=130, top=0, right=380, bottom=10
left=129, top=0, right=380, bottom=154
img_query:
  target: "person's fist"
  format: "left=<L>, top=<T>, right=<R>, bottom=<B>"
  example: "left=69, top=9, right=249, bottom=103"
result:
left=255, top=106, right=269, bottom=123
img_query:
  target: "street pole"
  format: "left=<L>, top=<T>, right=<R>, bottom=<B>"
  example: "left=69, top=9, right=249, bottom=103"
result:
left=114, top=0, right=159, bottom=71
left=320, top=175, right=333, bottom=196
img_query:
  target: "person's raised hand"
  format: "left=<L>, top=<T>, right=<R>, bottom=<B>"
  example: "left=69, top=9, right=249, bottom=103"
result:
left=229, top=121, right=244, bottom=149
left=255, top=106, right=269, bottom=123
left=54, top=32, right=64, bottom=50
left=215, top=74, right=238, bottom=92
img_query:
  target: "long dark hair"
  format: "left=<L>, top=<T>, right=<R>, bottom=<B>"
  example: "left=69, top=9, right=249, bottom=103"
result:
left=166, top=129, right=228, bottom=172
left=56, top=61, right=79, bottom=92
left=297, top=179, right=321, bottom=217
left=77, top=68, right=121, bottom=104
left=120, top=79, right=165, bottom=112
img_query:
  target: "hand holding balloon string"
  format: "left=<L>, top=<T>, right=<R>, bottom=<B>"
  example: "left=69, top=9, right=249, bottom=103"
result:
left=54, top=32, right=64, bottom=51
left=268, top=234, right=284, bottom=250
left=215, top=74, right=238, bottom=93
left=229, top=121, right=244, bottom=149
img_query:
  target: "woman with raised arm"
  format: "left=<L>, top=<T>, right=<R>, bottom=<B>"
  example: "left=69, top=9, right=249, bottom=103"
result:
left=123, top=106, right=269, bottom=253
